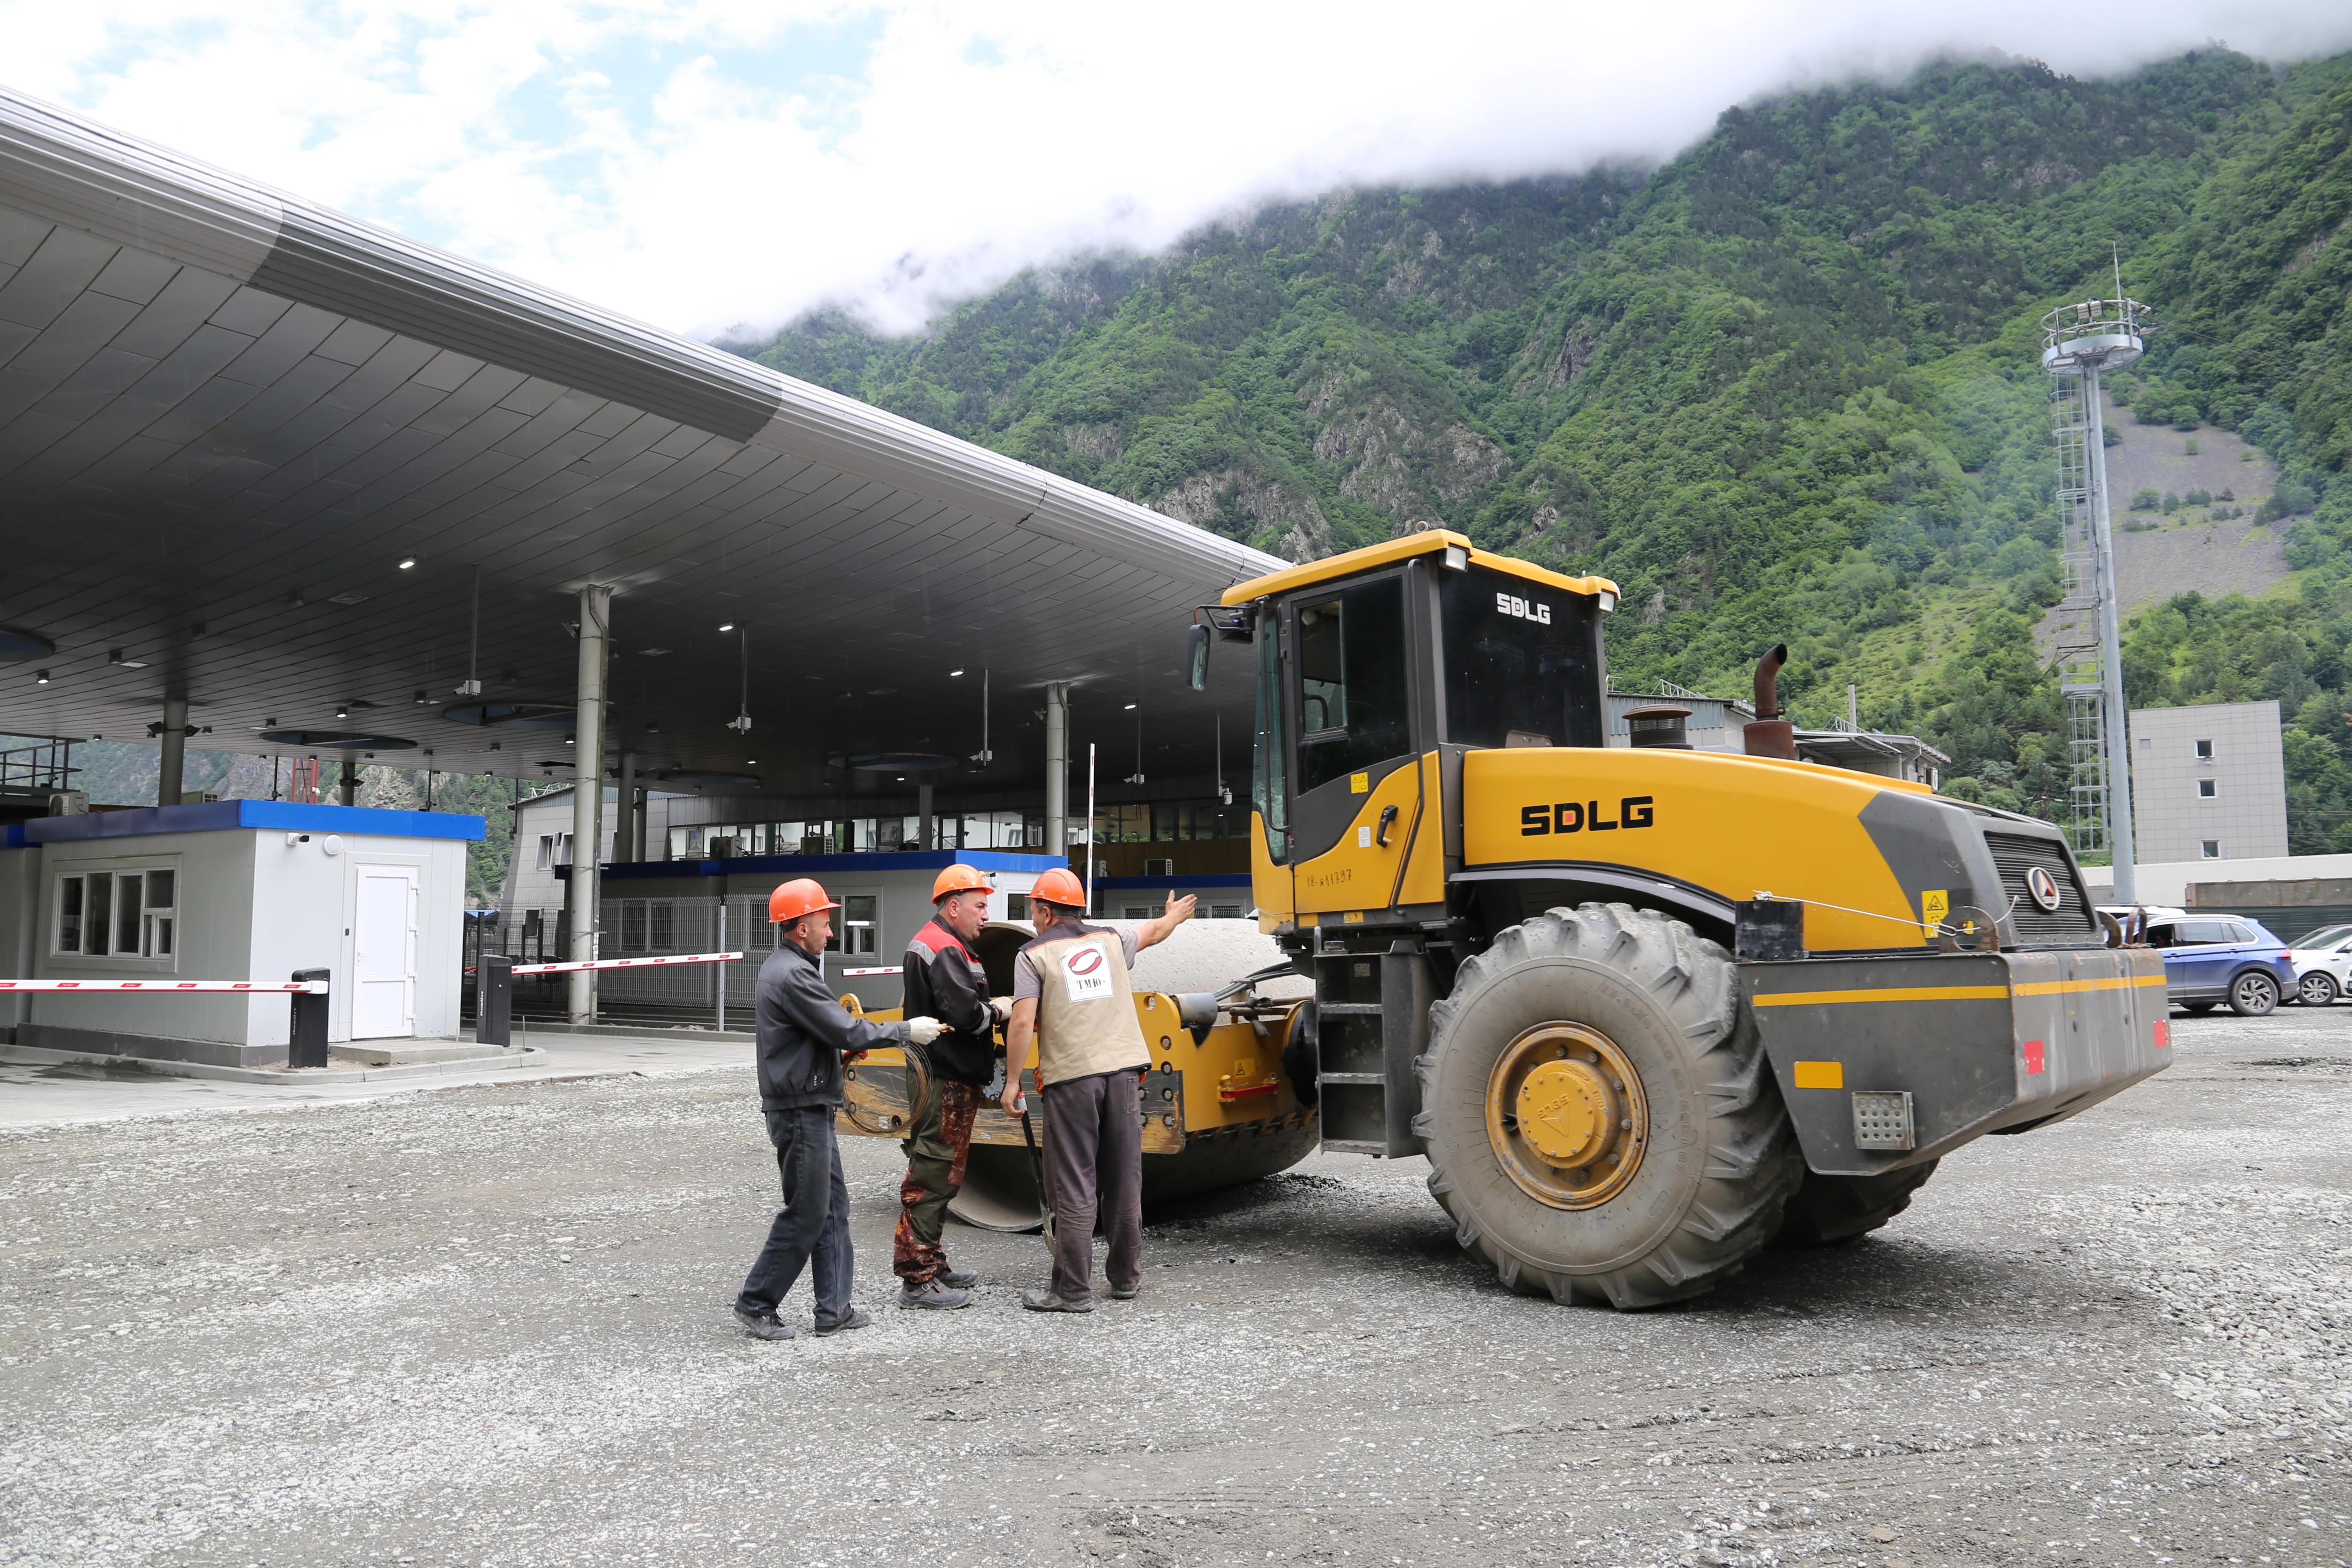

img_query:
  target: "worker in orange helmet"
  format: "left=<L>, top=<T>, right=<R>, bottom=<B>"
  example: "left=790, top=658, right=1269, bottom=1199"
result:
left=889, top=863, right=1013, bottom=1309
left=999, top=865, right=1195, bottom=1312
left=733, top=877, right=943, bottom=1342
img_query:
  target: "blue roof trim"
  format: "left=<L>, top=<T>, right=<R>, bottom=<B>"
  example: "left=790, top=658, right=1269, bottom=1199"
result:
left=3, top=824, right=22, bottom=848
left=22, top=800, right=486, bottom=844
left=576, top=849, right=1069, bottom=881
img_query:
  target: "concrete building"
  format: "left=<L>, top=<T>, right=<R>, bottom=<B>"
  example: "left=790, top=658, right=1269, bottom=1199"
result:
left=2128, top=701, right=2288, bottom=863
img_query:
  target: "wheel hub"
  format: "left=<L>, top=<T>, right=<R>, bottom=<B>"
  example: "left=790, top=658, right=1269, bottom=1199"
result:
left=1485, top=1023, right=1648, bottom=1210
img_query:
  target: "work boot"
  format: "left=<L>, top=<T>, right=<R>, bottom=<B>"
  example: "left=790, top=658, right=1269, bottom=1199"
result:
left=813, top=1307, right=874, bottom=1337
left=1020, top=1288, right=1094, bottom=1314
left=732, top=1306, right=796, bottom=1341
left=1107, top=1283, right=1140, bottom=1300
left=939, top=1265, right=981, bottom=1289
left=899, top=1278, right=974, bottom=1310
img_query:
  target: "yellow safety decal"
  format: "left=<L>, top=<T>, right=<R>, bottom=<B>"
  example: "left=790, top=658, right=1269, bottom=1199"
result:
left=1792, top=1061, right=1844, bottom=1090
left=2011, top=975, right=2168, bottom=996
left=1343, top=911, right=1364, bottom=923
left=1753, top=985, right=2010, bottom=1007
left=1919, top=888, right=1949, bottom=942
left=1351, top=772, right=1370, bottom=794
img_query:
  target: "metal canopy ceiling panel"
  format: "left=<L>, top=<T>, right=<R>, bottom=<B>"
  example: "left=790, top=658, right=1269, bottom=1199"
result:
left=0, top=86, right=1282, bottom=798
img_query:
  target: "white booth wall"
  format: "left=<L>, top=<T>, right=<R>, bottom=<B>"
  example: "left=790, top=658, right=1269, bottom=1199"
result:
left=3, top=801, right=481, bottom=1068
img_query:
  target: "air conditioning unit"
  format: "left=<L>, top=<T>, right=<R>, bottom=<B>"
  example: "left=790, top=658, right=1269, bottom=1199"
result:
left=47, top=790, right=88, bottom=815
left=1144, top=858, right=1175, bottom=877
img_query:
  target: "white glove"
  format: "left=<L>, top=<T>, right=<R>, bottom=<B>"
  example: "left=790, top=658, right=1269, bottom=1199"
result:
left=904, top=1016, right=943, bottom=1046
left=989, top=996, right=1013, bottom=1023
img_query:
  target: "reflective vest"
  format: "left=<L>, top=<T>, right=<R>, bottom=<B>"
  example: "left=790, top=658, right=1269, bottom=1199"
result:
left=1023, top=925, right=1148, bottom=1086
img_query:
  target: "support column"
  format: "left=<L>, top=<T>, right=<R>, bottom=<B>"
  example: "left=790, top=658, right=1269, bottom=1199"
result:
left=568, top=585, right=612, bottom=1024
left=158, top=698, right=187, bottom=806
left=338, top=757, right=357, bottom=806
left=918, top=782, right=935, bottom=852
left=617, top=749, right=637, bottom=864
left=1044, top=680, right=1070, bottom=864
left=2084, top=364, right=2137, bottom=905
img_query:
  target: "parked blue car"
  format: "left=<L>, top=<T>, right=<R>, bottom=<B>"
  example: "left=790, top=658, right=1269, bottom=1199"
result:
left=2141, top=913, right=2297, bottom=1016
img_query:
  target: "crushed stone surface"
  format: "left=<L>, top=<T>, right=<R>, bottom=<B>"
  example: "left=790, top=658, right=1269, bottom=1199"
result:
left=3, top=1006, right=2349, bottom=1566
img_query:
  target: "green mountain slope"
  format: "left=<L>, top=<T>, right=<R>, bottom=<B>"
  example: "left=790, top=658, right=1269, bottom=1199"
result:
left=732, top=49, right=2352, bottom=854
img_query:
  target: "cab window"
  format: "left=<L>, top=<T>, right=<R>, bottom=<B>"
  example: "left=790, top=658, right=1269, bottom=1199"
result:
left=1439, top=567, right=1604, bottom=749
left=1294, top=577, right=1410, bottom=795
left=1253, top=622, right=1290, bottom=864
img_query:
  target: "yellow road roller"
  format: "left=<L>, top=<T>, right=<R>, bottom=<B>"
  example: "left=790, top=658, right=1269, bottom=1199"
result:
left=1166, top=528, right=2170, bottom=1308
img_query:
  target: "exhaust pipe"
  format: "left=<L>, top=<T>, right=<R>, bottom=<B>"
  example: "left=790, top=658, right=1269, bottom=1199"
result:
left=1744, top=643, right=1796, bottom=760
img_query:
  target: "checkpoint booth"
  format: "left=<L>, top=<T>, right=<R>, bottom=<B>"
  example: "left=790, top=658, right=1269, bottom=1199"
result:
left=575, top=849, right=1065, bottom=1019
left=0, top=801, right=482, bottom=1069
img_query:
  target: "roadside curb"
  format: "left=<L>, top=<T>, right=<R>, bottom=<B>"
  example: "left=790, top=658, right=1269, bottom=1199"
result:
left=0, top=1042, right=548, bottom=1086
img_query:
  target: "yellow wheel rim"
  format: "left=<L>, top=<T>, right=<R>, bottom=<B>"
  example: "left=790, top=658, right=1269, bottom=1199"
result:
left=1484, top=1022, right=1648, bottom=1210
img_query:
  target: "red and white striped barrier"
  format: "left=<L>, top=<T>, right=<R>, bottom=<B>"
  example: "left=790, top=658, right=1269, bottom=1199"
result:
left=0, top=978, right=326, bottom=993
left=840, top=966, right=903, bottom=977
left=510, top=950, right=743, bottom=977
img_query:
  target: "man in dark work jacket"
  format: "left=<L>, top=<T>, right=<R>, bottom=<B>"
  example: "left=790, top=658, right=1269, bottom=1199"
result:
left=734, top=878, right=942, bottom=1341
left=892, top=864, right=1012, bottom=1308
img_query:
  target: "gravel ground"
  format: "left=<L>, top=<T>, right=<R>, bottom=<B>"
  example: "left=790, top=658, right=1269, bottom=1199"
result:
left=3, top=1008, right=2350, bottom=1568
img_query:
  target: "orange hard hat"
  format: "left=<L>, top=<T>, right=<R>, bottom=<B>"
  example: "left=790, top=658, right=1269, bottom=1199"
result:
left=932, top=864, right=992, bottom=902
left=768, top=878, right=842, bottom=924
left=1031, top=866, right=1087, bottom=911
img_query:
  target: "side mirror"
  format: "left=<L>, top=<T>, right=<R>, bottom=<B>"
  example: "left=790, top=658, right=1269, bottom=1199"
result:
left=1186, top=623, right=1211, bottom=690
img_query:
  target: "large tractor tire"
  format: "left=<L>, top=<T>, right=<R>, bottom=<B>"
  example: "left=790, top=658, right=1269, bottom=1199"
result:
left=1772, top=1161, right=1939, bottom=1248
left=1414, top=903, right=1803, bottom=1309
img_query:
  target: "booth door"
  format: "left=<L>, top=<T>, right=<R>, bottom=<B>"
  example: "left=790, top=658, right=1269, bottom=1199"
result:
left=353, top=864, right=420, bottom=1038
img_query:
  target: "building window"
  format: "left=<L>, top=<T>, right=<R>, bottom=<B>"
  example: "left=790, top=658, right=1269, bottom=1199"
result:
left=2195, top=738, right=2214, bottom=760
left=54, top=867, right=178, bottom=959
left=1004, top=894, right=1031, bottom=923
left=536, top=834, right=555, bottom=871
left=1210, top=903, right=1244, bottom=920
left=827, top=894, right=879, bottom=957
left=2201, top=840, right=2221, bottom=859
left=2198, top=779, right=2217, bottom=798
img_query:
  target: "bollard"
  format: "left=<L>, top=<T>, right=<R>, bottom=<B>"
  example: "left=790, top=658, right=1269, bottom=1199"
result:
left=476, top=953, right=513, bottom=1047
left=288, top=968, right=330, bottom=1069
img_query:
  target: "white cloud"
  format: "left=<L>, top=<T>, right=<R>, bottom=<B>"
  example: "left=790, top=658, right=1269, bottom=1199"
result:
left=4, top=0, right=2349, bottom=339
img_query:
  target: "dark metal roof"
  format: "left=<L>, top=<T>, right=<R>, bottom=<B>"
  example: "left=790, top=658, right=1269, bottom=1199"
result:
left=0, top=85, right=1280, bottom=798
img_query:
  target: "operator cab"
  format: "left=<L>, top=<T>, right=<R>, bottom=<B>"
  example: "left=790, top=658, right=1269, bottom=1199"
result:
left=1191, top=530, right=1620, bottom=868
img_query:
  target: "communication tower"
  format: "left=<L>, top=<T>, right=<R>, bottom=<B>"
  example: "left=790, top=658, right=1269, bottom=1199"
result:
left=2041, top=284, right=2151, bottom=903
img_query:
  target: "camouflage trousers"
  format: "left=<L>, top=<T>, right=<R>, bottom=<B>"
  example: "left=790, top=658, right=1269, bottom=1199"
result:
left=893, top=1078, right=980, bottom=1283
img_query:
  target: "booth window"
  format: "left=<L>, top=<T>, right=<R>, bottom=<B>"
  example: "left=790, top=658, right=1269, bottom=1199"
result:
left=825, top=895, right=879, bottom=958
left=55, top=867, right=178, bottom=958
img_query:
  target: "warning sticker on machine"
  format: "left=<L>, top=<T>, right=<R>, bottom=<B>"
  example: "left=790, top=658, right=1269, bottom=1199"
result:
left=1063, top=944, right=1114, bottom=1002
left=1920, top=889, right=1950, bottom=942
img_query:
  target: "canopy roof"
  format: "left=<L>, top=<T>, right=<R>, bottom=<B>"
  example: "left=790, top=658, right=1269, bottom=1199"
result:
left=0, top=86, right=1280, bottom=796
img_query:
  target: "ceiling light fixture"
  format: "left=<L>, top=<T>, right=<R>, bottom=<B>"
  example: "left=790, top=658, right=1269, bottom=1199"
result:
left=397, top=557, right=417, bottom=570
left=717, top=622, right=735, bottom=632
left=950, top=668, right=965, bottom=677
left=34, top=670, right=48, bottom=684
left=335, top=706, right=349, bottom=720
left=1124, top=703, right=1137, bottom=710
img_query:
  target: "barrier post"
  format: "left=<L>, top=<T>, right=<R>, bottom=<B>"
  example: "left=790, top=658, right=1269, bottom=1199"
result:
left=289, top=969, right=330, bottom=1069
left=477, top=954, right=513, bottom=1047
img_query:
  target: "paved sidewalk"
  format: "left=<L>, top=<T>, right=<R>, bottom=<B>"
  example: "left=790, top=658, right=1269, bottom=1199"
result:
left=0, top=1029, right=752, bottom=1128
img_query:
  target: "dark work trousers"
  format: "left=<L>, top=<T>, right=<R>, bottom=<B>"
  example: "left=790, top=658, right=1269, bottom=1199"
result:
left=736, top=1106, right=854, bottom=1327
left=1041, top=1069, right=1143, bottom=1304
left=894, top=1079, right=981, bottom=1283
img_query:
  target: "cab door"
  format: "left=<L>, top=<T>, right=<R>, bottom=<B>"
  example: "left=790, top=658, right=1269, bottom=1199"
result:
left=1283, top=567, right=1432, bottom=919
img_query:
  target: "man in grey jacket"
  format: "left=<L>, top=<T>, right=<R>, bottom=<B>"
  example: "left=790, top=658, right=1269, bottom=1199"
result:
left=735, top=878, right=942, bottom=1341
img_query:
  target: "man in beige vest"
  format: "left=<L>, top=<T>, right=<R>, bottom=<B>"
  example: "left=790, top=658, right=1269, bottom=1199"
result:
left=999, top=866, right=1195, bottom=1311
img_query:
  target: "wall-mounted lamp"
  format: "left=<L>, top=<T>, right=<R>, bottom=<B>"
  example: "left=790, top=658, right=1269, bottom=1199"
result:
left=34, top=670, right=48, bottom=684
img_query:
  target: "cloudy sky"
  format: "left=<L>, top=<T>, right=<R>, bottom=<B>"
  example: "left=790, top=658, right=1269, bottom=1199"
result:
left=5, top=2, right=2349, bottom=341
